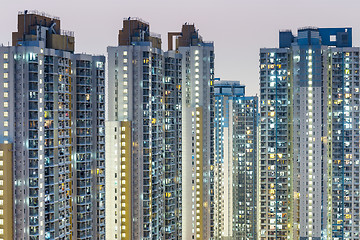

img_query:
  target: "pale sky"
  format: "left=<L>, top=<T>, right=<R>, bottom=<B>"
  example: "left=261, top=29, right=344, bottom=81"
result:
left=1, top=0, right=360, bottom=96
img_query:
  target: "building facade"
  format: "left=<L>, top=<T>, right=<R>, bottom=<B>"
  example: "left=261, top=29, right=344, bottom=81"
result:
left=106, top=19, right=215, bottom=240
left=169, top=24, right=215, bottom=240
left=213, top=81, right=257, bottom=240
left=0, top=11, right=105, bottom=240
left=259, top=27, right=360, bottom=240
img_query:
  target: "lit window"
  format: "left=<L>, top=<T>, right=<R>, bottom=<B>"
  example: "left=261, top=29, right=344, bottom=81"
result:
left=3, top=92, right=8, bottom=98
left=3, top=102, right=8, bottom=108
left=0, top=219, right=2, bottom=225
left=3, top=121, right=8, bottom=127
left=123, top=58, right=128, bottom=63
left=0, top=200, right=3, bottom=205
left=0, top=210, right=3, bottom=215
left=123, top=51, right=127, bottom=56
left=0, top=190, right=3, bottom=196
left=3, top=83, right=8, bottom=88
left=0, top=228, right=3, bottom=234
left=0, top=151, right=2, bottom=157
left=0, top=171, right=3, bottom=176
left=3, top=73, right=8, bottom=79
left=123, top=74, right=128, bottom=79
left=3, top=54, right=8, bottom=59
left=3, top=63, right=7, bottom=69
left=123, top=66, right=128, bottom=71
left=0, top=161, right=2, bottom=166
left=3, top=112, right=7, bottom=117
left=3, top=131, right=8, bottom=137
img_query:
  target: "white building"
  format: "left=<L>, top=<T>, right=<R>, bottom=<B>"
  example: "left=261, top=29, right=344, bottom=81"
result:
left=0, top=11, right=105, bottom=240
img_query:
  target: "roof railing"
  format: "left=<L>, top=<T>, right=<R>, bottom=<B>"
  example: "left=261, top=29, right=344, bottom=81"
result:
left=123, top=17, right=149, bottom=25
left=18, top=10, right=60, bottom=20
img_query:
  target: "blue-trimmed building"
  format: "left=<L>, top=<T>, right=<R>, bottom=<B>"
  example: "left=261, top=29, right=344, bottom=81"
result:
left=259, top=27, right=360, bottom=240
left=213, top=80, right=258, bottom=240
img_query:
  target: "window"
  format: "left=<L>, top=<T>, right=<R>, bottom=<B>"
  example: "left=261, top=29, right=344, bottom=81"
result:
left=0, top=219, right=3, bottom=225
left=0, top=161, right=2, bottom=166
left=3, top=53, right=8, bottom=59
left=0, top=200, right=3, bottom=205
left=3, top=93, right=8, bottom=98
left=3, top=112, right=7, bottom=117
left=0, top=180, right=3, bottom=185
left=3, top=73, right=8, bottom=79
left=0, top=171, right=3, bottom=176
left=3, top=122, right=7, bottom=127
left=0, top=229, right=3, bottom=234
left=3, top=83, right=7, bottom=88
left=3, top=63, right=7, bottom=69
left=3, top=102, right=7, bottom=108
left=3, top=131, right=7, bottom=137
left=0, top=190, right=3, bottom=196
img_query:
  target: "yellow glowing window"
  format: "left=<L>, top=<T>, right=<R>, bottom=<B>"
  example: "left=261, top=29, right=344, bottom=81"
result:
left=3, top=102, right=8, bottom=108
left=0, top=190, right=3, bottom=196
left=3, top=63, right=8, bottom=69
left=4, top=121, right=8, bottom=127
left=269, top=112, right=275, bottom=117
left=0, top=200, right=3, bottom=205
left=3, top=73, right=8, bottom=79
left=3, top=83, right=8, bottom=88
left=270, top=154, right=275, bottom=159
left=3, top=112, right=8, bottom=117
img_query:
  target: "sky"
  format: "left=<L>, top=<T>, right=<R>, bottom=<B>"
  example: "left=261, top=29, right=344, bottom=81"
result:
left=1, top=0, right=360, bottom=96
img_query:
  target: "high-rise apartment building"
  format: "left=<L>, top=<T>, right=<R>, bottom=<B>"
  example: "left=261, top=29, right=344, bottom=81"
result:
left=106, top=19, right=215, bottom=240
left=169, top=24, right=215, bottom=240
left=0, top=11, right=105, bottom=239
left=259, top=27, right=360, bottom=240
left=213, top=81, right=258, bottom=240
left=106, top=17, right=167, bottom=240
